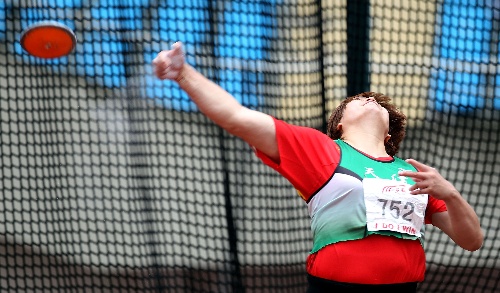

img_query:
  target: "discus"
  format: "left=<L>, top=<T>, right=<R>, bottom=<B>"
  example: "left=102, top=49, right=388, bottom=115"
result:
left=20, top=21, right=77, bottom=59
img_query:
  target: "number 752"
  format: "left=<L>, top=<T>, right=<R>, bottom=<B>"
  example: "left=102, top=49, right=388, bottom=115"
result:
left=377, top=199, right=415, bottom=222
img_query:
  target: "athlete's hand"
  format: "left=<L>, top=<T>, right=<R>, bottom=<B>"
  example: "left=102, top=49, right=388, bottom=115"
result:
left=153, top=42, right=185, bottom=81
left=398, top=159, right=459, bottom=201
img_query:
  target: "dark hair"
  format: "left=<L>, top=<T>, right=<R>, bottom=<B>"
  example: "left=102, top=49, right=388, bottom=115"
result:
left=326, top=92, right=407, bottom=156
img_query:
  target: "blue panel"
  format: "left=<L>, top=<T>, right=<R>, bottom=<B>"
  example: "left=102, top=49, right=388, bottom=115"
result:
left=90, top=4, right=144, bottom=31
left=219, top=2, right=275, bottom=59
left=0, top=1, right=5, bottom=40
left=19, top=8, right=75, bottom=30
left=93, top=0, right=151, bottom=7
left=432, top=70, right=485, bottom=114
left=439, top=1, right=491, bottom=62
left=120, top=7, right=143, bottom=31
left=84, top=3, right=149, bottom=87
left=151, top=4, right=209, bottom=44
left=430, top=0, right=493, bottom=114
left=80, top=32, right=126, bottom=88
left=54, top=0, right=83, bottom=7
left=219, top=69, right=262, bottom=108
left=497, top=44, right=500, bottom=110
left=19, top=8, right=44, bottom=28
left=19, top=8, right=76, bottom=29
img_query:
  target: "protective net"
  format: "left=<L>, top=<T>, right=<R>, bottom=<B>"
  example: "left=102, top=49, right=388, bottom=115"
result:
left=0, top=0, right=498, bottom=292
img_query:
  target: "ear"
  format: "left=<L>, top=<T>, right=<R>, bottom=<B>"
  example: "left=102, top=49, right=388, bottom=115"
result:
left=384, top=134, right=391, bottom=143
left=336, top=123, right=342, bottom=131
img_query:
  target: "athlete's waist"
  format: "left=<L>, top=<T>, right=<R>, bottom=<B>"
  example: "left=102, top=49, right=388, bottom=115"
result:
left=307, top=235, right=426, bottom=284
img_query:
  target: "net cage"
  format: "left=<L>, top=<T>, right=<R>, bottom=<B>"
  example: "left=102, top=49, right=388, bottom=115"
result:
left=0, top=0, right=499, bottom=292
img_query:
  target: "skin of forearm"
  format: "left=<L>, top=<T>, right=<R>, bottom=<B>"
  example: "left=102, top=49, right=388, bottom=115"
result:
left=442, top=191, right=483, bottom=251
left=175, top=64, right=246, bottom=131
left=173, top=64, right=278, bottom=159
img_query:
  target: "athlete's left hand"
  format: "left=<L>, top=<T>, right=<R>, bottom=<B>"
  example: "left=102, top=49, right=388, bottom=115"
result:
left=398, top=158, right=459, bottom=201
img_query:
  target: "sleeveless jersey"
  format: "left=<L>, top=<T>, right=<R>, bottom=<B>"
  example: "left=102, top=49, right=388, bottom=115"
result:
left=308, top=139, right=427, bottom=253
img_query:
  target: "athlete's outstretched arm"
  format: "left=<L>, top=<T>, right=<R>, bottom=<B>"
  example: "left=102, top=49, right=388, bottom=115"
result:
left=153, top=42, right=279, bottom=162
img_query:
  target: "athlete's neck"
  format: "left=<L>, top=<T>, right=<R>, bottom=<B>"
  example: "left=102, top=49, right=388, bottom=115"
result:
left=341, top=135, right=390, bottom=158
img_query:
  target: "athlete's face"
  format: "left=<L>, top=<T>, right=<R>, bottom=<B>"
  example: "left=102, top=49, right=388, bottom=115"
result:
left=339, top=96, right=390, bottom=134
left=344, top=96, right=389, bottom=121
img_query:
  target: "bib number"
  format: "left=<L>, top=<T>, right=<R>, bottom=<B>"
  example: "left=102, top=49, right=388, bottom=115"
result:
left=364, top=178, right=428, bottom=237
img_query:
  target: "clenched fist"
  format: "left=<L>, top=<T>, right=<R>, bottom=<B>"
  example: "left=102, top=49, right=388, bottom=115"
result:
left=152, top=42, right=185, bottom=81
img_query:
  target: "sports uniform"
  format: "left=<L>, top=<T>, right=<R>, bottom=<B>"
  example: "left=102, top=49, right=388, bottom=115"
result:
left=255, top=118, right=447, bottom=288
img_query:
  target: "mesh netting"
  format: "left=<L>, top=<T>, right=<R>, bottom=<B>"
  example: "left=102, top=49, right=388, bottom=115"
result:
left=0, top=1, right=499, bottom=292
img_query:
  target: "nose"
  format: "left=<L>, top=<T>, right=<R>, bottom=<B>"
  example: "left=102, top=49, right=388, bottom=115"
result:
left=366, top=96, right=376, bottom=102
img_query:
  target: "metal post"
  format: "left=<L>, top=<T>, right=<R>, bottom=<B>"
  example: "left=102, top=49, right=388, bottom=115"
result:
left=346, top=0, right=371, bottom=96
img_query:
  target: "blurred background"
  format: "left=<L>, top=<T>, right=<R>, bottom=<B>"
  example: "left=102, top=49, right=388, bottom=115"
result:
left=0, top=0, right=498, bottom=292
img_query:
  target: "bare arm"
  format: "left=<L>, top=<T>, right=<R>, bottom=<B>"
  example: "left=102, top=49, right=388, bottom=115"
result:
left=399, top=159, right=483, bottom=251
left=153, top=42, right=279, bottom=162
